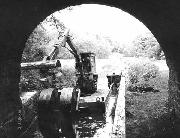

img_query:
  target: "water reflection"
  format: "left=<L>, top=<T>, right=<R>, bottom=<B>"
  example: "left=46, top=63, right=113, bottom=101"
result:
left=77, top=112, right=105, bottom=137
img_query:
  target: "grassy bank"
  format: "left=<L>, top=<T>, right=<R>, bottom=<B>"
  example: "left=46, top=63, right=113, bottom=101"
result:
left=126, top=70, right=173, bottom=138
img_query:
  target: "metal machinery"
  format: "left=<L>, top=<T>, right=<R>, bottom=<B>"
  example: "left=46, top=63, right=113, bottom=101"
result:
left=75, top=52, right=98, bottom=96
left=19, top=29, right=101, bottom=138
left=107, top=73, right=122, bottom=96
left=20, top=30, right=76, bottom=138
left=20, top=29, right=122, bottom=138
left=65, top=31, right=98, bottom=97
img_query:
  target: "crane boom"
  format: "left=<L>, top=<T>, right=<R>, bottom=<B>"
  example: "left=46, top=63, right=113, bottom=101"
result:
left=66, top=35, right=81, bottom=65
left=45, top=29, right=70, bottom=61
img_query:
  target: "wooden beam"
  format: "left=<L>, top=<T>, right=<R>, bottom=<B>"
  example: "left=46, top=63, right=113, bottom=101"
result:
left=104, top=83, right=118, bottom=137
left=21, top=60, right=61, bottom=70
left=103, top=77, right=125, bottom=137
left=112, top=76, right=125, bottom=138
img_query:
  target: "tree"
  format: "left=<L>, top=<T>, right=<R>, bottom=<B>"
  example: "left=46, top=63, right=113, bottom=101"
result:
left=110, top=32, right=165, bottom=59
left=131, top=33, right=164, bottom=60
left=20, top=23, right=50, bottom=92
left=22, top=23, right=50, bottom=62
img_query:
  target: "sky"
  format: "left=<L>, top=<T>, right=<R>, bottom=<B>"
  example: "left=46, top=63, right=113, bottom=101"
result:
left=44, top=4, right=150, bottom=44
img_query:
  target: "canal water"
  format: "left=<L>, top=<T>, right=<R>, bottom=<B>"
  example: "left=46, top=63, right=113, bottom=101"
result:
left=75, top=108, right=105, bottom=137
left=26, top=106, right=105, bottom=138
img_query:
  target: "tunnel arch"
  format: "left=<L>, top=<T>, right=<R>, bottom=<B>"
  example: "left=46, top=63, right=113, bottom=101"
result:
left=21, top=4, right=167, bottom=137
left=1, top=0, right=180, bottom=137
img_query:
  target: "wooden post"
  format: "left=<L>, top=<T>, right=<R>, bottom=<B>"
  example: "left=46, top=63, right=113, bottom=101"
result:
left=112, top=76, right=125, bottom=138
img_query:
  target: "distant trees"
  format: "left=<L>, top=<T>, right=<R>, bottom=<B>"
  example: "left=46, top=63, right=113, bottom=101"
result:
left=131, top=33, right=164, bottom=60
left=20, top=24, right=49, bottom=93
left=70, top=33, right=112, bottom=59
left=22, top=24, right=49, bottom=62
left=20, top=14, right=73, bottom=93
left=111, top=32, right=165, bottom=60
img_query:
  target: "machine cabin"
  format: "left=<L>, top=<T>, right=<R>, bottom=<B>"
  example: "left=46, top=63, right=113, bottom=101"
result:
left=75, top=52, right=98, bottom=96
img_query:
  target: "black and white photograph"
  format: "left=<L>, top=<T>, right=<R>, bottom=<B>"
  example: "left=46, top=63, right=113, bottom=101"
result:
left=0, top=0, right=179, bottom=138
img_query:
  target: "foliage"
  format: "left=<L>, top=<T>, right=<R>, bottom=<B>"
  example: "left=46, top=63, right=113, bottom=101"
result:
left=61, top=68, right=76, bottom=87
left=126, top=69, right=170, bottom=138
left=20, top=70, right=43, bottom=92
left=44, top=13, right=66, bottom=38
left=111, top=33, right=165, bottom=60
left=72, top=38, right=111, bottom=59
left=126, top=64, right=169, bottom=137
left=22, top=24, right=49, bottom=62
left=21, top=46, right=46, bottom=63
left=126, top=59, right=160, bottom=93
left=20, top=25, right=49, bottom=93
left=126, top=91, right=170, bottom=138
left=130, top=33, right=164, bottom=59
left=39, top=14, right=112, bottom=59
left=20, top=18, right=76, bottom=92
left=63, top=33, right=112, bottom=59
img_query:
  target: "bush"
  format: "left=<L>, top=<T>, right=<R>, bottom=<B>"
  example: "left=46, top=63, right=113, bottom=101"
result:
left=60, top=68, right=76, bottom=87
left=19, top=67, right=76, bottom=93
left=19, top=70, right=43, bottom=93
left=126, top=59, right=160, bottom=93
